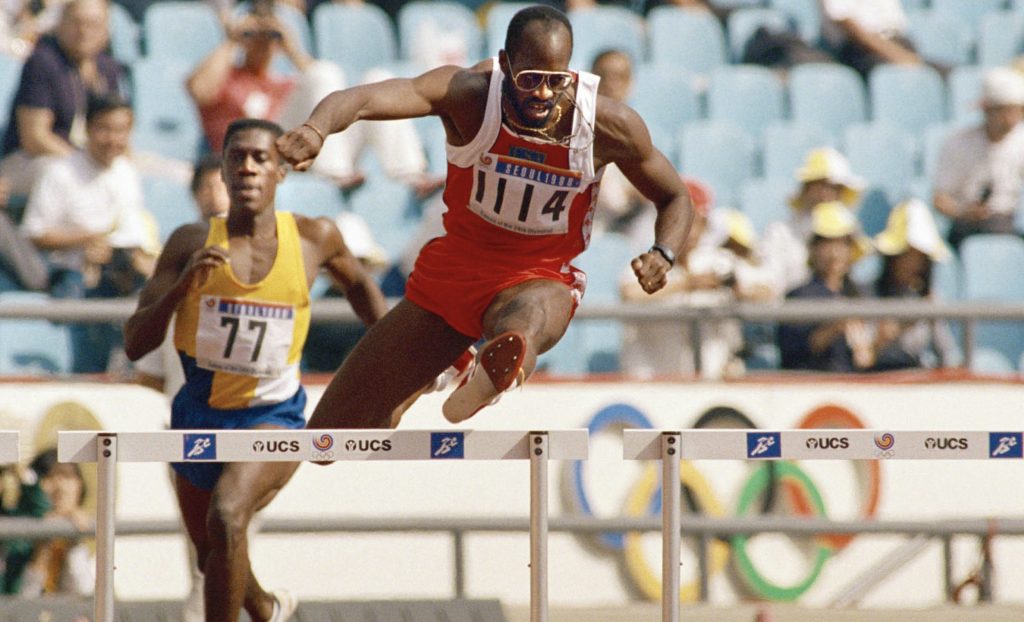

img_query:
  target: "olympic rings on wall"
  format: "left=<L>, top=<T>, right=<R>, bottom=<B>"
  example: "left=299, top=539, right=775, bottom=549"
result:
left=622, top=462, right=730, bottom=602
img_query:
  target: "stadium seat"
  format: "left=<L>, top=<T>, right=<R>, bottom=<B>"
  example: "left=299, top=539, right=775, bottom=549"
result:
left=961, top=234, right=1024, bottom=365
left=842, top=122, right=918, bottom=198
left=313, top=3, right=397, bottom=82
left=725, top=7, right=791, bottom=62
left=346, top=177, right=417, bottom=261
left=130, top=59, right=203, bottom=163
left=276, top=173, right=346, bottom=220
left=905, top=9, right=974, bottom=67
left=933, top=249, right=962, bottom=301
left=856, top=187, right=893, bottom=237
left=947, top=66, right=985, bottom=127
left=977, top=11, right=1024, bottom=68
left=108, top=2, right=141, bottom=65
left=761, top=121, right=833, bottom=180
left=707, top=64, right=785, bottom=140
left=568, top=6, right=647, bottom=69
left=143, top=1, right=223, bottom=66
left=677, top=121, right=757, bottom=208
left=739, top=176, right=794, bottom=234
left=869, top=64, right=947, bottom=137
left=142, top=176, right=196, bottom=242
left=931, top=0, right=1007, bottom=32
left=647, top=6, right=728, bottom=75
left=397, top=1, right=484, bottom=65
left=769, top=0, right=822, bottom=44
left=0, top=292, right=71, bottom=375
left=485, top=2, right=534, bottom=59
left=631, top=63, right=703, bottom=158
left=788, top=63, right=867, bottom=141
left=0, top=55, right=22, bottom=138
left=574, top=232, right=636, bottom=373
left=232, top=2, right=314, bottom=75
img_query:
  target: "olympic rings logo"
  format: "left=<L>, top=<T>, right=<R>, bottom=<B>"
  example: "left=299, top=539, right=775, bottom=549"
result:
left=561, top=402, right=883, bottom=602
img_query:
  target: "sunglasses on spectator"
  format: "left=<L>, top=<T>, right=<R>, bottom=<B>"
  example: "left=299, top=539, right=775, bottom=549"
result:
left=509, top=69, right=574, bottom=93
left=241, top=29, right=282, bottom=40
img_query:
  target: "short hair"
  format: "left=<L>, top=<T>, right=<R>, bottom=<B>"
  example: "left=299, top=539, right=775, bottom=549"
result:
left=591, top=48, right=632, bottom=71
left=505, top=5, right=572, bottom=59
left=223, top=118, right=284, bottom=152
left=190, top=153, right=222, bottom=195
left=86, top=93, right=131, bottom=125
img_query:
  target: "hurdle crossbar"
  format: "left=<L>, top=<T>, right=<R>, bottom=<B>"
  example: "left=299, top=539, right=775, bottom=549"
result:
left=59, top=429, right=588, bottom=622
left=0, top=431, right=18, bottom=463
left=623, top=428, right=1024, bottom=622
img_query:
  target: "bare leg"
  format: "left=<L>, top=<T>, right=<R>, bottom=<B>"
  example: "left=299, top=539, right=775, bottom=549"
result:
left=193, top=433, right=300, bottom=622
left=309, top=298, right=476, bottom=429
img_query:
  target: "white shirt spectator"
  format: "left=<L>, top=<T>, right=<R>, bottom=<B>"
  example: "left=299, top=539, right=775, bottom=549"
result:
left=933, top=123, right=1024, bottom=218
left=20, top=149, right=149, bottom=271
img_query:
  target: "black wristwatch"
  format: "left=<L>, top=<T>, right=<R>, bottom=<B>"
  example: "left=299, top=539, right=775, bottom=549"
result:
left=649, top=243, right=676, bottom=267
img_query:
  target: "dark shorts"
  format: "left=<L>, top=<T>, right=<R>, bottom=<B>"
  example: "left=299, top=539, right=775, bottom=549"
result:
left=170, top=388, right=307, bottom=490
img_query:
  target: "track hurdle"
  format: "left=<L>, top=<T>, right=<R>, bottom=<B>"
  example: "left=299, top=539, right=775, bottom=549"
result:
left=59, top=428, right=588, bottom=622
left=623, top=428, right=1023, bottom=622
left=0, top=430, right=19, bottom=463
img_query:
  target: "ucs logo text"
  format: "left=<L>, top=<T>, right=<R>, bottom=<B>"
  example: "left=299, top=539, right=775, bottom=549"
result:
left=343, top=439, right=392, bottom=452
left=805, top=437, right=849, bottom=450
left=252, top=440, right=300, bottom=453
left=924, top=437, right=968, bottom=450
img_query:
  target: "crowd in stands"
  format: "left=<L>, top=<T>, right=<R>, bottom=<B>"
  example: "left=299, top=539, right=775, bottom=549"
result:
left=0, top=0, right=1023, bottom=380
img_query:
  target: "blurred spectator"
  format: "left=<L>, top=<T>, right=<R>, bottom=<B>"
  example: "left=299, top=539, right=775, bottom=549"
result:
left=933, top=67, right=1024, bottom=252
left=0, top=0, right=124, bottom=195
left=0, top=0, right=68, bottom=59
left=20, top=94, right=156, bottom=373
left=871, top=198, right=961, bottom=370
left=188, top=5, right=441, bottom=195
left=619, top=179, right=772, bottom=379
left=777, top=201, right=875, bottom=372
left=820, top=0, right=920, bottom=78
left=1, top=448, right=93, bottom=596
left=761, top=146, right=865, bottom=299
left=0, top=177, right=49, bottom=292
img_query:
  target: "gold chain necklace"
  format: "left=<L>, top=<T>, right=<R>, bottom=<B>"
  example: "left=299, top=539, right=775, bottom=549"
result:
left=501, top=98, right=568, bottom=145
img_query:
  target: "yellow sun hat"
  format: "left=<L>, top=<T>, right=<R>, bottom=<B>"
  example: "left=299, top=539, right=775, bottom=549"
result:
left=810, top=201, right=873, bottom=260
left=706, top=207, right=757, bottom=251
left=874, top=198, right=951, bottom=262
left=791, top=147, right=866, bottom=209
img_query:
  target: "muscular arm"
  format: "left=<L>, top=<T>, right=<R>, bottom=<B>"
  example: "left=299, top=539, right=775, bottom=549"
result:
left=16, top=107, right=73, bottom=156
left=123, top=224, right=212, bottom=361
left=186, top=40, right=237, bottom=107
left=596, top=97, right=694, bottom=293
left=296, top=215, right=388, bottom=326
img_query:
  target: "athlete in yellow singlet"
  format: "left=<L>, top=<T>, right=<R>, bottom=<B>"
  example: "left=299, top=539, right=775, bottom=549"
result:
left=123, top=119, right=389, bottom=622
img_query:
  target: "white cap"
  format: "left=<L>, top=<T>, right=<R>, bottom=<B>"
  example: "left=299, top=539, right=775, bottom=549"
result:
left=982, top=67, right=1024, bottom=106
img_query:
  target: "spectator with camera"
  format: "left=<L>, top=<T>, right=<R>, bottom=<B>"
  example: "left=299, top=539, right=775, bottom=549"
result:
left=933, top=66, right=1024, bottom=252
left=187, top=2, right=440, bottom=195
left=19, top=94, right=157, bottom=373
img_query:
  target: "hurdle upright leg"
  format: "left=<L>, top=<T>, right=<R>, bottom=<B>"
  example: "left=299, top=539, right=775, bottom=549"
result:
left=95, top=433, right=118, bottom=622
left=530, top=431, right=549, bottom=622
left=662, top=432, right=681, bottom=622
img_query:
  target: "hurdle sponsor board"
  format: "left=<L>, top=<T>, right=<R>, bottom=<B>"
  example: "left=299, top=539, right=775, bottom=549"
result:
left=58, top=429, right=588, bottom=463
left=623, top=429, right=1011, bottom=460
left=0, top=431, right=17, bottom=462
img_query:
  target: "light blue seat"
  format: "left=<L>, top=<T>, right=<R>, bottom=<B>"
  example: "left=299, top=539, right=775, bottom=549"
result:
left=313, top=3, right=397, bottom=82
left=568, top=6, right=646, bottom=69
left=631, top=63, right=703, bottom=158
left=398, top=1, right=484, bottom=65
left=142, top=176, right=196, bottom=243
left=869, top=64, right=946, bottom=137
left=707, top=64, right=784, bottom=140
left=678, top=121, right=757, bottom=207
left=647, top=6, right=727, bottom=75
left=143, top=1, right=223, bottom=66
left=130, top=59, right=202, bottom=162
left=856, top=187, right=893, bottom=237
left=842, top=122, right=917, bottom=200
left=725, top=7, right=791, bottom=62
left=769, top=0, right=821, bottom=44
left=788, top=63, right=867, bottom=141
left=961, top=234, right=1024, bottom=365
left=0, top=55, right=22, bottom=138
left=572, top=232, right=636, bottom=373
left=347, top=177, right=417, bottom=261
left=947, top=66, right=985, bottom=127
left=109, top=2, right=141, bottom=65
left=761, top=121, right=833, bottom=179
left=931, top=0, right=1007, bottom=33
left=738, top=176, right=793, bottom=234
left=971, top=348, right=1015, bottom=375
left=0, top=292, right=71, bottom=375
left=276, top=173, right=346, bottom=220
left=933, top=250, right=962, bottom=302
left=977, top=11, right=1024, bottom=68
left=485, top=2, right=534, bottom=57
left=905, top=9, right=974, bottom=67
